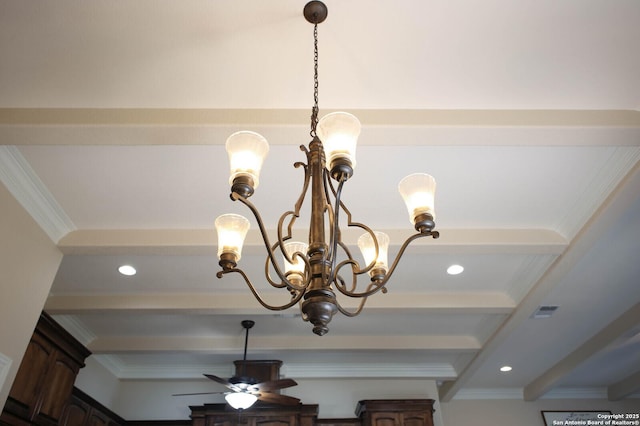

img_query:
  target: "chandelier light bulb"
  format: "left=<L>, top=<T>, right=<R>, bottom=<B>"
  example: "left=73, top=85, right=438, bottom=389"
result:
left=215, top=214, right=250, bottom=262
left=283, top=241, right=309, bottom=283
left=398, top=173, right=437, bottom=226
left=357, top=231, right=390, bottom=278
left=317, top=112, right=361, bottom=178
left=226, top=131, right=269, bottom=196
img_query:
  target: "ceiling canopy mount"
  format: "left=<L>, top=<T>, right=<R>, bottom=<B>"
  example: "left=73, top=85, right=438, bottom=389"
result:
left=303, top=1, right=328, bottom=24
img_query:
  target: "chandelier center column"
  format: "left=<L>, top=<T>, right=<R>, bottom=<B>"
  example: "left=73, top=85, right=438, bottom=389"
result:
left=302, top=136, right=337, bottom=336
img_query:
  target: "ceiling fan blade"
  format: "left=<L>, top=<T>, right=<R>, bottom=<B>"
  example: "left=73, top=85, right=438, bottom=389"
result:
left=256, top=392, right=301, bottom=406
left=253, top=378, right=298, bottom=392
left=204, top=374, right=240, bottom=391
left=172, top=391, right=226, bottom=396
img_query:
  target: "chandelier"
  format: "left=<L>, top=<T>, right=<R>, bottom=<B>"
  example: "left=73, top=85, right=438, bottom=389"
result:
left=214, top=1, right=439, bottom=336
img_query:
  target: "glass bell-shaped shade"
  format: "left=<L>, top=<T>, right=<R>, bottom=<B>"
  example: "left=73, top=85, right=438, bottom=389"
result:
left=225, top=392, right=258, bottom=410
left=357, top=231, right=390, bottom=275
left=283, top=241, right=308, bottom=283
left=214, top=214, right=250, bottom=261
left=225, top=131, right=269, bottom=189
left=398, top=173, right=437, bottom=224
left=317, top=112, right=361, bottom=172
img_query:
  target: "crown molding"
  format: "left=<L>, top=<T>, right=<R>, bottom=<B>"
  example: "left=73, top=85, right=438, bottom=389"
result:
left=0, top=146, right=75, bottom=243
left=51, top=314, right=96, bottom=346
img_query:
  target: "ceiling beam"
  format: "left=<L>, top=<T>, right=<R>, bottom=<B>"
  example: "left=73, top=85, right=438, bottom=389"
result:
left=86, top=334, right=481, bottom=354
left=608, top=369, right=640, bottom=401
left=438, top=158, right=640, bottom=402
left=45, top=292, right=516, bottom=315
left=56, top=228, right=567, bottom=256
left=1, top=109, right=639, bottom=147
left=1, top=108, right=639, bottom=129
left=95, top=356, right=458, bottom=381
left=523, top=302, right=640, bottom=401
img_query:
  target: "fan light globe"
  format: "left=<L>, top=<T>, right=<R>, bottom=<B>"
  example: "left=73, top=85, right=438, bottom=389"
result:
left=225, top=392, right=258, bottom=409
left=215, top=214, right=250, bottom=261
left=226, top=131, right=269, bottom=189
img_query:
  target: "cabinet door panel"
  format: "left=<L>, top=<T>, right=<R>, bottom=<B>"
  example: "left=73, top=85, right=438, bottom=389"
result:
left=87, top=411, right=109, bottom=426
left=403, top=413, right=432, bottom=426
left=370, top=413, right=398, bottom=426
left=255, top=417, right=297, bottom=426
left=8, top=335, right=52, bottom=408
left=60, top=400, right=90, bottom=426
left=205, top=416, right=238, bottom=426
left=39, top=355, right=79, bottom=420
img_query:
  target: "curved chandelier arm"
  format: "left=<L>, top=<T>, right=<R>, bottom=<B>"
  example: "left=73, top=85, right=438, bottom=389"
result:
left=369, top=231, right=438, bottom=293
left=332, top=231, right=437, bottom=298
left=231, top=192, right=291, bottom=286
left=281, top=145, right=311, bottom=240
left=275, top=212, right=300, bottom=265
left=216, top=267, right=306, bottom=311
left=334, top=241, right=359, bottom=292
left=327, top=176, right=380, bottom=279
left=332, top=258, right=384, bottom=298
left=335, top=296, right=367, bottom=317
left=264, top=239, right=312, bottom=291
left=328, top=176, right=346, bottom=274
left=333, top=279, right=383, bottom=317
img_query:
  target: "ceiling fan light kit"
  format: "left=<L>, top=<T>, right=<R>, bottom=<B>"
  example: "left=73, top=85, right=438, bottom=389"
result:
left=174, top=320, right=300, bottom=410
left=215, top=1, right=440, bottom=336
left=225, top=392, right=258, bottom=410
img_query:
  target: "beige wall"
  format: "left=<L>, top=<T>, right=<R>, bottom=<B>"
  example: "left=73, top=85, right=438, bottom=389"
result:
left=0, top=182, right=62, bottom=408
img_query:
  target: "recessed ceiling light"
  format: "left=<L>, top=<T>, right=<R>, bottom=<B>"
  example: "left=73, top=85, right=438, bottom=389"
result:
left=118, top=265, right=136, bottom=276
left=500, top=365, right=513, bottom=372
left=447, top=264, right=464, bottom=275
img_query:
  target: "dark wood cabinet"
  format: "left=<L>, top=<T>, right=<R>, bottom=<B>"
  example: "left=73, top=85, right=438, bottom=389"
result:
left=1, top=313, right=91, bottom=426
left=356, top=400, right=434, bottom=426
left=190, top=403, right=318, bottom=426
left=59, top=388, right=124, bottom=426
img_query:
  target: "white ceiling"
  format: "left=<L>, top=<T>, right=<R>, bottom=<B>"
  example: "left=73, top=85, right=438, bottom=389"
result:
left=1, top=0, right=639, bottom=403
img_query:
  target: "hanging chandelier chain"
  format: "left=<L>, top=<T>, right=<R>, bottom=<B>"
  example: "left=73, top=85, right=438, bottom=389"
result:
left=310, top=22, right=319, bottom=138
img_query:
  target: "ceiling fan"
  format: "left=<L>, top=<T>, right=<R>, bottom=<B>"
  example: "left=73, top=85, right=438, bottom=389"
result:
left=173, top=320, right=300, bottom=409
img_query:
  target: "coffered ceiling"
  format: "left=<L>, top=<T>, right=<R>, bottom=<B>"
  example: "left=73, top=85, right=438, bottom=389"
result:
left=1, top=0, right=639, bottom=403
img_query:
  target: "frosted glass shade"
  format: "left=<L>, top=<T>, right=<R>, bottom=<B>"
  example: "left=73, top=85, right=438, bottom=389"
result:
left=225, top=392, right=258, bottom=409
left=215, top=214, right=250, bottom=261
left=225, top=131, right=269, bottom=188
left=283, top=241, right=308, bottom=282
left=317, top=112, right=360, bottom=171
left=398, top=173, right=436, bottom=224
left=357, top=231, right=390, bottom=274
